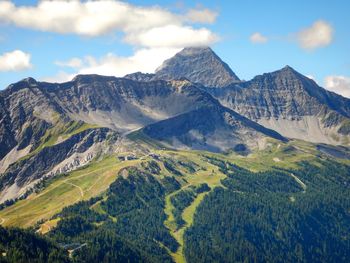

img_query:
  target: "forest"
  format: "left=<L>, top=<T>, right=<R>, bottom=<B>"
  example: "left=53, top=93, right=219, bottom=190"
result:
left=0, top=158, right=350, bottom=263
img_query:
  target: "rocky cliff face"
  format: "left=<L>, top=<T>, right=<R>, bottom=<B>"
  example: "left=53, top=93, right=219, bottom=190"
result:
left=2, top=46, right=350, bottom=203
left=0, top=128, right=117, bottom=203
left=0, top=74, right=284, bottom=203
left=46, top=76, right=218, bottom=132
left=125, top=47, right=240, bottom=88
left=125, top=47, right=350, bottom=145
left=142, top=104, right=286, bottom=152
left=207, top=66, right=350, bottom=145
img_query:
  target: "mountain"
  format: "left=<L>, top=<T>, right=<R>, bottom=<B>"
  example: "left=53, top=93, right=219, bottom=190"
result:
left=206, top=66, right=350, bottom=145
left=0, top=75, right=284, bottom=202
left=125, top=47, right=241, bottom=87
left=124, top=47, right=350, bottom=146
left=1, top=142, right=350, bottom=263
left=141, top=103, right=286, bottom=152
left=1, top=47, right=350, bottom=263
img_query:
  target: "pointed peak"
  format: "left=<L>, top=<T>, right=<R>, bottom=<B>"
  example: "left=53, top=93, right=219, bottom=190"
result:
left=280, top=65, right=296, bottom=72
left=3, top=77, right=38, bottom=94
left=179, top=46, right=213, bottom=55
left=155, top=46, right=240, bottom=88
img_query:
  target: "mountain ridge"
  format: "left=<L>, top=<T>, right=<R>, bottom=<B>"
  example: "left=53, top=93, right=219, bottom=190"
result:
left=0, top=72, right=285, bottom=203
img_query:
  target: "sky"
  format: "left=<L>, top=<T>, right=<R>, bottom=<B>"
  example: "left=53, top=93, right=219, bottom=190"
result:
left=0, top=0, right=349, bottom=97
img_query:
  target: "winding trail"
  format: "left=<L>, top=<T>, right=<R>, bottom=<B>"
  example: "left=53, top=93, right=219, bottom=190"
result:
left=63, top=181, right=84, bottom=198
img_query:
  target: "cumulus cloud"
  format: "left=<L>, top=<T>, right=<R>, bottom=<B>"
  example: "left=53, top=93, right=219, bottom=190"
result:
left=41, top=71, right=75, bottom=83
left=0, top=0, right=178, bottom=36
left=79, top=47, right=180, bottom=76
left=0, top=50, right=32, bottom=72
left=324, top=75, right=350, bottom=98
left=0, top=1, right=219, bottom=82
left=0, top=0, right=218, bottom=48
left=124, top=25, right=218, bottom=48
left=43, top=47, right=180, bottom=82
left=250, top=32, right=268, bottom=44
left=296, top=20, right=333, bottom=50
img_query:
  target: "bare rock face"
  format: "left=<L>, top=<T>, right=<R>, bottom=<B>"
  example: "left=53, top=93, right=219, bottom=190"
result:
left=142, top=104, right=286, bottom=152
left=0, top=74, right=284, bottom=203
left=124, top=47, right=240, bottom=88
left=2, top=46, right=350, bottom=204
left=0, top=128, right=117, bottom=203
left=0, top=78, right=63, bottom=160
left=208, top=66, right=350, bottom=145
left=124, top=47, right=350, bottom=145
left=124, top=72, right=155, bottom=82
left=154, top=47, right=240, bottom=88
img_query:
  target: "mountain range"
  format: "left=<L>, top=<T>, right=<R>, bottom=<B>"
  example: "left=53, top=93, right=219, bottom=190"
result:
left=1, top=46, right=350, bottom=202
left=0, top=46, right=350, bottom=263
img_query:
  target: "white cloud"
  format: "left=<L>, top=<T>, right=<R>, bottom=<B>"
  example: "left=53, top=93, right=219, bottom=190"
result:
left=0, top=50, right=32, bottom=72
left=43, top=47, right=180, bottom=82
left=79, top=47, right=180, bottom=76
left=250, top=32, right=268, bottom=44
left=0, top=1, right=218, bottom=48
left=0, top=0, right=218, bottom=50
left=0, top=0, right=178, bottom=36
left=297, top=20, right=333, bottom=50
left=1, top=1, right=219, bottom=81
left=324, top=75, right=350, bottom=98
left=124, top=25, right=218, bottom=48
left=55, top=58, right=83, bottom=69
left=41, top=71, right=74, bottom=83
left=185, top=8, right=218, bottom=24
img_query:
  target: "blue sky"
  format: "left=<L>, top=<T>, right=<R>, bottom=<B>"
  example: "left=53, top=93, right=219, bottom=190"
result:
left=0, top=0, right=349, bottom=97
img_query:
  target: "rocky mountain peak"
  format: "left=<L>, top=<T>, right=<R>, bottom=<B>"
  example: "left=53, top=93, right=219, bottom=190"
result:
left=281, top=65, right=294, bottom=71
left=72, top=74, right=117, bottom=84
left=154, top=46, right=240, bottom=88
left=175, top=46, right=213, bottom=56
left=23, top=77, right=37, bottom=85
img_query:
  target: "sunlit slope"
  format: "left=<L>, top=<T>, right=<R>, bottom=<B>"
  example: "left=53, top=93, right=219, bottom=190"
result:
left=1, top=138, right=344, bottom=229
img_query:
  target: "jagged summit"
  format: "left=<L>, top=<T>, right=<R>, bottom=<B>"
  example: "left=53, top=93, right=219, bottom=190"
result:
left=154, top=46, right=240, bottom=88
left=206, top=64, right=350, bottom=145
left=281, top=65, right=294, bottom=70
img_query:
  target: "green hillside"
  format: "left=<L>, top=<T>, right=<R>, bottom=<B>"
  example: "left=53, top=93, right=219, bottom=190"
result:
left=0, top=139, right=350, bottom=262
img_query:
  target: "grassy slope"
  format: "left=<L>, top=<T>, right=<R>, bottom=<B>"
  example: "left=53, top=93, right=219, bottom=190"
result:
left=21, top=120, right=100, bottom=161
left=1, top=135, right=349, bottom=262
left=0, top=156, right=141, bottom=228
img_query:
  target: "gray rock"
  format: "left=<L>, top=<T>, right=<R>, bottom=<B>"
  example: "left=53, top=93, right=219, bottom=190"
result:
left=124, top=47, right=240, bottom=88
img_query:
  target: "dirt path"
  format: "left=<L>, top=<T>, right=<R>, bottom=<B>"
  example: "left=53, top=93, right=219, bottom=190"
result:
left=68, top=243, right=87, bottom=258
left=290, top=173, right=307, bottom=191
left=10, top=163, right=122, bottom=214
left=0, top=217, right=5, bottom=225
left=63, top=181, right=84, bottom=198
left=32, top=163, right=120, bottom=201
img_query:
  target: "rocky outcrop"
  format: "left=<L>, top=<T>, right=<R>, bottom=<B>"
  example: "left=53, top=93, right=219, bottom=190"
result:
left=124, top=47, right=240, bottom=88
left=207, top=66, right=350, bottom=145
left=0, top=74, right=286, bottom=203
left=142, top=104, right=286, bottom=152
left=0, top=128, right=117, bottom=202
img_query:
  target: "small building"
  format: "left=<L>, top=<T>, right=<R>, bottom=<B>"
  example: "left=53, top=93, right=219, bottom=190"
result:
left=148, top=153, right=160, bottom=160
left=117, top=154, right=138, bottom=161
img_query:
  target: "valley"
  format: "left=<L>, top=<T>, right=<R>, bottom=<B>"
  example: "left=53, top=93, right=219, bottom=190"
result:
left=1, top=136, right=349, bottom=262
left=0, top=46, right=350, bottom=262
